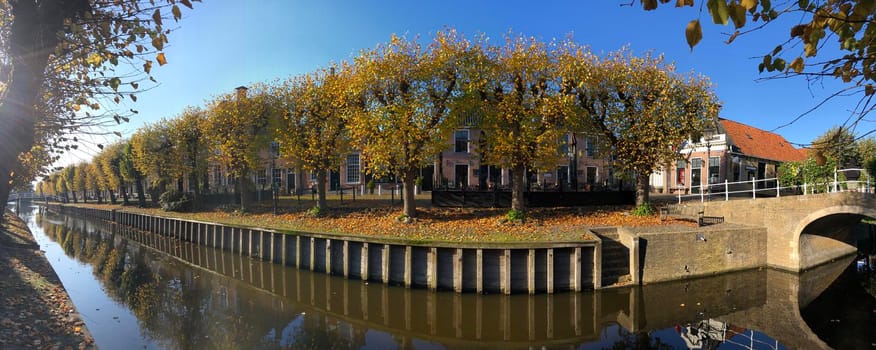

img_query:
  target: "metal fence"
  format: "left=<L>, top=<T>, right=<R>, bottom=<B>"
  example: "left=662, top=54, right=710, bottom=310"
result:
left=675, top=168, right=871, bottom=204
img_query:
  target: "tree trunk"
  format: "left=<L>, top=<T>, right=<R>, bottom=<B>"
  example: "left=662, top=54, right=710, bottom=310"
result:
left=0, top=1, right=89, bottom=206
left=237, top=175, right=251, bottom=211
left=70, top=190, right=78, bottom=203
left=189, top=171, right=200, bottom=209
left=316, top=169, right=327, bottom=210
left=511, top=165, right=526, bottom=212
left=120, top=183, right=129, bottom=205
left=402, top=168, right=417, bottom=219
left=135, top=178, right=146, bottom=207
left=636, top=173, right=650, bottom=207
left=109, top=189, right=116, bottom=204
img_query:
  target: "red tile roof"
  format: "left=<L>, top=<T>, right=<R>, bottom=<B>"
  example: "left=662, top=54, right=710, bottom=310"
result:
left=719, top=118, right=808, bottom=162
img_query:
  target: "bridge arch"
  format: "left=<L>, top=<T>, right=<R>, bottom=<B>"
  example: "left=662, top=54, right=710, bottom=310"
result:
left=787, top=205, right=872, bottom=270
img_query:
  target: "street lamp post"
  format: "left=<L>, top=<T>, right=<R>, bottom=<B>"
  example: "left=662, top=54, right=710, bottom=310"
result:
left=703, top=127, right=715, bottom=195
left=270, top=141, right=279, bottom=215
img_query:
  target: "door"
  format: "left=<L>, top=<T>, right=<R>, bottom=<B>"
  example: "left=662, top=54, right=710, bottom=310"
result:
left=286, top=172, right=295, bottom=194
left=691, top=168, right=701, bottom=194
left=420, top=165, right=434, bottom=191
left=557, top=166, right=569, bottom=190
left=329, top=170, right=340, bottom=191
left=454, top=164, right=469, bottom=189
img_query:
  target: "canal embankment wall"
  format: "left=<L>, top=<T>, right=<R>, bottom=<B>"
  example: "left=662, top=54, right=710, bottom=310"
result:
left=616, top=225, right=767, bottom=284
left=45, top=204, right=781, bottom=291
left=46, top=204, right=600, bottom=294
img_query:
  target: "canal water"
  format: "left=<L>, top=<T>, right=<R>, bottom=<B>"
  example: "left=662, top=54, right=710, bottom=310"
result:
left=15, top=205, right=876, bottom=349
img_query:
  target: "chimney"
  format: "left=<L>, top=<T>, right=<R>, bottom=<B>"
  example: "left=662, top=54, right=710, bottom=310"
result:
left=235, top=86, right=248, bottom=100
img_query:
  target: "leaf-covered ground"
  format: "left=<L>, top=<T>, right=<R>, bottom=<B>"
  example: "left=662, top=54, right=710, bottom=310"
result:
left=0, top=210, right=95, bottom=349
left=74, top=195, right=696, bottom=243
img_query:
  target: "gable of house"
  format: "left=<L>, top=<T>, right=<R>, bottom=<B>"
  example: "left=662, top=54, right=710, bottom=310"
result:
left=719, top=118, right=808, bottom=163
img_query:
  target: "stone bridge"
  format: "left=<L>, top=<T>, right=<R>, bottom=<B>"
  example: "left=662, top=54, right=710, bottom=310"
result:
left=677, top=192, right=872, bottom=271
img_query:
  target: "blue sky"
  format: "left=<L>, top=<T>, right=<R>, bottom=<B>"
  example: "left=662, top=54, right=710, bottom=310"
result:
left=92, top=0, right=860, bottom=162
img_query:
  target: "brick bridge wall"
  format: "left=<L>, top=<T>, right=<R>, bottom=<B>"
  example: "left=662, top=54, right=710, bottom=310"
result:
left=674, top=192, right=873, bottom=271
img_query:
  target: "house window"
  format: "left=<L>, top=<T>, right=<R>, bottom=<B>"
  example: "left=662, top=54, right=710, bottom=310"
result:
left=213, top=166, right=223, bottom=187
left=585, top=137, right=596, bottom=157
left=269, top=141, right=280, bottom=157
left=708, top=157, right=720, bottom=184
left=257, top=168, right=267, bottom=186
left=691, top=158, right=702, bottom=169
left=585, top=166, right=598, bottom=185
left=558, top=134, right=570, bottom=155
left=346, top=153, right=361, bottom=183
left=676, top=161, right=686, bottom=186
left=454, top=130, right=469, bottom=153
left=272, top=168, right=282, bottom=187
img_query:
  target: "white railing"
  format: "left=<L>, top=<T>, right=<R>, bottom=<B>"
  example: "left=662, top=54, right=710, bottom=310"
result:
left=675, top=168, right=872, bottom=204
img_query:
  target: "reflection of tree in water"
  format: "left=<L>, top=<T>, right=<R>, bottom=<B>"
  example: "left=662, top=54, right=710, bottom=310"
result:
left=39, top=216, right=290, bottom=349
left=287, top=313, right=353, bottom=350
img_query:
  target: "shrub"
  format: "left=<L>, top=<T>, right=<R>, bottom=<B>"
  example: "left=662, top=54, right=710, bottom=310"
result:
left=306, top=206, right=323, bottom=217
left=505, top=209, right=526, bottom=223
left=158, top=190, right=192, bottom=212
left=631, top=202, right=655, bottom=217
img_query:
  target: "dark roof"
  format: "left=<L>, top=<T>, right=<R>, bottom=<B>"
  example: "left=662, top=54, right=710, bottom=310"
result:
left=719, top=118, right=808, bottom=162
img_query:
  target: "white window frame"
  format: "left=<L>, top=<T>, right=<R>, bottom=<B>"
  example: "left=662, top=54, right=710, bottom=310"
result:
left=345, top=153, right=361, bottom=184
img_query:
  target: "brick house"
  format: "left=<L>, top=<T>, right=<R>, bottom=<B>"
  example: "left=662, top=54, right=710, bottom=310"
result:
left=434, top=126, right=617, bottom=191
left=651, top=118, right=808, bottom=193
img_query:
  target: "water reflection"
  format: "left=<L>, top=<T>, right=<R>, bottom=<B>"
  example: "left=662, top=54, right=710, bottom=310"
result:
left=24, top=206, right=866, bottom=349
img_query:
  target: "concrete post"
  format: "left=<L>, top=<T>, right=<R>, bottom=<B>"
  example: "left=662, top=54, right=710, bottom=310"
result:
left=404, top=246, right=412, bottom=288
left=343, top=240, right=349, bottom=278
left=453, top=248, right=463, bottom=293
left=547, top=248, right=554, bottom=294
left=476, top=249, right=483, bottom=294
left=281, top=234, right=287, bottom=266
left=360, top=243, right=369, bottom=281
left=427, top=247, right=437, bottom=290
left=571, top=247, right=582, bottom=292
left=325, top=239, right=332, bottom=275
left=630, top=237, right=639, bottom=285
left=295, top=236, right=301, bottom=269
left=501, top=249, right=511, bottom=295
left=382, top=244, right=390, bottom=284
left=527, top=249, right=535, bottom=295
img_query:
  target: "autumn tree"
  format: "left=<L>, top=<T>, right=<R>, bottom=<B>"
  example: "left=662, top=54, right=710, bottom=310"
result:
left=642, top=0, right=876, bottom=136
left=72, top=163, right=87, bottom=203
left=811, top=126, right=861, bottom=168
left=130, top=121, right=178, bottom=203
left=84, top=162, right=104, bottom=204
left=120, top=141, right=146, bottom=206
left=0, top=0, right=198, bottom=208
left=350, top=30, right=474, bottom=219
left=56, top=170, right=71, bottom=203
left=203, top=85, right=273, bottom=211
left=96, top=141, right=126, bottom=204
left=274, top=64, right=354, bottom=212
left=472, top=34, right=571, bottom=215
left=167, top=107, right=209, bottom=205
left=557, top=45, right=720, bottom=206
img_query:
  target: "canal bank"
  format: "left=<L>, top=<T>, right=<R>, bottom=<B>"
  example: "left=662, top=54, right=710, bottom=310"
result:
left=38, top=206, right=868, bottom=349
left=0, top=209, right=94, bottom=349
left=44, top=203, right=815, bottom=291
